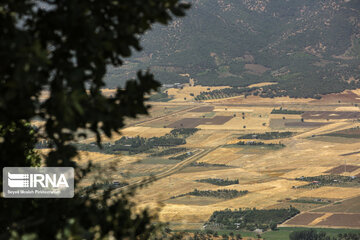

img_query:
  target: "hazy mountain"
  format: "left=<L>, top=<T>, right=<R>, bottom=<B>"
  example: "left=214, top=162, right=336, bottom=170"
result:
left=107, top=0, right=360, bottom=98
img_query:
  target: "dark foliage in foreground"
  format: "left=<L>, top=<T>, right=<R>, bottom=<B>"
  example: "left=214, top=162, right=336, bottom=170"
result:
left=0, top=0, right=189, bottom=239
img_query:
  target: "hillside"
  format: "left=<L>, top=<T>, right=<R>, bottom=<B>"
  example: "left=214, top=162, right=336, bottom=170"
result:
left=106, top=0, right=360, bottom=98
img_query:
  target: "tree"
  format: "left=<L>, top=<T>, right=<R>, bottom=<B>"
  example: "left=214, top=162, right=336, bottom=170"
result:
left=289, top=229, right=319, bottom=240
left=0, top=0, right=189, bottom=239
left=222, top=234, right=229, bottom=240
left=236, top=233, right=242, bottom=240
left=270, top=222, right=277, bottom=231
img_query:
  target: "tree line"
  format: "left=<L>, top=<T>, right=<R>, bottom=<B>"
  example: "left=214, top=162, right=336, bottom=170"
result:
left=290, top=229, right=360, bottom=240
left=206, top=207, right=299, bottom=231
left=75, top=128, right=198, bottom=155
left=238, top=131, right=294, bottom=140
left=171, top=189, right=248, bottom=200
left=196, top=178, right=239, bottom=186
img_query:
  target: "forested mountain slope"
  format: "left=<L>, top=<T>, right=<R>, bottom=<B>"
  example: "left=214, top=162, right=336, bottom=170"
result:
left=107, top=0, right=360, bottom=98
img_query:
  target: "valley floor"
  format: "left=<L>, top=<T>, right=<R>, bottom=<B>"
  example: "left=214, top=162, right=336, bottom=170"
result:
left=74, top=87, right=360, bottom=232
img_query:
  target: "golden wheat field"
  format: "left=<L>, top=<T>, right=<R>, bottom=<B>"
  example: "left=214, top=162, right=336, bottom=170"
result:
left=75, top=85, right=360, bottom=230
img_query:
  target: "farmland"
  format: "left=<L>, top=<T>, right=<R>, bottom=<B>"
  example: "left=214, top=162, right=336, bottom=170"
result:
left=74, top=85, right=360, bottom=233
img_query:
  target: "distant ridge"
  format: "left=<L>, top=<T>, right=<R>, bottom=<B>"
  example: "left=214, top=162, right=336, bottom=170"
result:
left=107, top=0, right=360, bottom=98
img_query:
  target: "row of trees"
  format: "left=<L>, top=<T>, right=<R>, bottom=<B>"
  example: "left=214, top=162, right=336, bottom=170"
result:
left=196, top=178, right=239, bottom=186
left=190, top=162, right=230, bottom=167
left=194, top=87, right=257, bottom=101
left=296, top=175, right=360, bottom=189
left=194, top=77, right=360, bottom=100
left=170, top=128, right=199, bottom=137
left=237, top=141, right=285, bottom=148
left=207, top=207, right=299, bottom=231
left=75, top=135, right=186, bottom=155
left=271, top=108, right=304, bottom=114
left=290, top=229, right=360, bottom=240
left=238, top=131, right=294, bottom=140
left=75, top=128, right=199, bottom=155
left=171, top=189, right=248, bottom=200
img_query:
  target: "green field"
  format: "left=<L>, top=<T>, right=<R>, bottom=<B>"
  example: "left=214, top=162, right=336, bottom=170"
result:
left=180, top=227, right=360, bottom=240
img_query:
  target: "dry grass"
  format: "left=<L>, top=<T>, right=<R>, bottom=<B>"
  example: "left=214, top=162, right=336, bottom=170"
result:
left=298, top=187, right=360, bottom=199
left=119, top=126, right=173, bottom=138
left=247, top=82, right=278, bottom=88
left=167, top=85, right=228, bottom=102
left=46, top=89, right=360, bottom=229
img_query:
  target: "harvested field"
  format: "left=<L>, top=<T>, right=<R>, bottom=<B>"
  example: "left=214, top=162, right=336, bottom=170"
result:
left=247, top=82, right=277, bottom=88
left=340, top=151, right=360, bottom=157
left=167, top=118, right=203, bottom=128
left=214, top=107, right=254, bottom=112
left=316, top=213, right=360, bottom=228
left=298, top=187, right=360, bottom=199
left=166, top=195, right=221, bottom=206
left=312, top=196, right=360, bottom=213
left=285, top=213, right=324, bottom=226
left=335, top=107, right=360, bottom=111
left=285, top=121, right=329, bottom=127
left=311, top=90, right=360, bottom=104
left=214, top=95, right=312, bottom=105
left=167, top=116, right=232, bottom=128
left=120, top=126, right=173, bottom=138
left=188, top=106, right=214, bottom=112
left=167, top=85, right=228, bottom=102
left=202, top=116, right=233, bottom=125
left=324, top=127, right=360, bottom=138
left=269, top=119, right=321, bottom=129
left=266, top=201, right=328, bottom=212
left=309, top=136, right=359, bottom=144
left=74, top=88, right=360, bottom=229
left=302, top=111, right=360, bottom=120
left=325, top=165, right=360, bottom=174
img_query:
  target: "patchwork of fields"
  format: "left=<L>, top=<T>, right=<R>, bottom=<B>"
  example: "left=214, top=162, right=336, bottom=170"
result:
left=75, top=87, right=360, bottom=233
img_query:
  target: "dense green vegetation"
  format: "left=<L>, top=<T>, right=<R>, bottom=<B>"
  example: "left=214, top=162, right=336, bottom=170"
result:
left=271, top=108, right=304, bottom=114
left=170, top=128, right=199, bottom=137
left=75, top=128, right=198, bottom=155
left=290, top=229, right=360, bottom=240
left=108, top=1, right=360, bottom=98
left=171, top=189, right=248, bottom=200
left=239, top=131, right=294, bottom=140
left=206, top=207, right=299, bottom=231
left=179, top=228, right=360, bottom=240
left=196, top=178, right=239, bottom=186
left=75, top=136, right=185, bottom=155
left=295, top=175, right=360, bottom=189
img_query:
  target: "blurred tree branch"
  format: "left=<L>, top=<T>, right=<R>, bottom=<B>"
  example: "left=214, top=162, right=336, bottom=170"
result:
left=0, top=0, right=189, bottom=239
